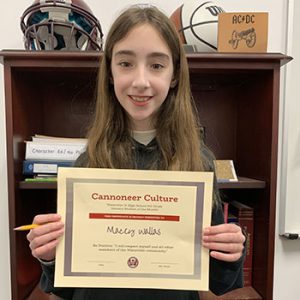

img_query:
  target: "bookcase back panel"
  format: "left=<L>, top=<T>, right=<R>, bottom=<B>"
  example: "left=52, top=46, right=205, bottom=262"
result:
left=236, top=71, right=276, bottom=181
left=191, top=70, right=276, bottom=181
left=11, top=69, right=97, bottom=139
left=193, top=84, right=238, bottom=161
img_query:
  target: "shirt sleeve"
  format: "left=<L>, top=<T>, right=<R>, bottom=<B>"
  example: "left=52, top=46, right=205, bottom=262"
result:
left=37, top=258, right=55, bottom=266
left=40, top=263, right=75, bottom=299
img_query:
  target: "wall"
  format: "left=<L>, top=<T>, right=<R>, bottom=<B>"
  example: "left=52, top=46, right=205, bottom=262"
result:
left=274, top=0, right=300, bottom=299
left=0, top=1, right=296, bottom=299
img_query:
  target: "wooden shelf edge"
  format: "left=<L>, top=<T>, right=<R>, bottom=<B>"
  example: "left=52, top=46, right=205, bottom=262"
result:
left=19, top=176, right=265, bottom=190
left=217, top=177, right=266, bottom=189
left=19, top=181, right=57, bottom=189
left=0, top=50, right=292, bottom=68
left=199, top=286, right=262, bottom=300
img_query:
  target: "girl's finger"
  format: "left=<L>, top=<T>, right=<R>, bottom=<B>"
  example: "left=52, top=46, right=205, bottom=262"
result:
left=32, top=213, right=61, bottom=225
left=31, top=239, right=60, bottom=260
left=202, top=241, right=244, bottom=254
left=210, top=250, right=243, bottom=262
left=204, top=223, right=241, bottom=235
left=203, top=232, right=245, bottom=243
left=27, top=221, right=64, bottom=242
left=29, top=228, right=64, bottom=251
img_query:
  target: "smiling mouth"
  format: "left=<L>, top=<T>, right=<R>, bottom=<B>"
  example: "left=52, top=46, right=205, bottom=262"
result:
left=130, top=96, right=152, bottom=103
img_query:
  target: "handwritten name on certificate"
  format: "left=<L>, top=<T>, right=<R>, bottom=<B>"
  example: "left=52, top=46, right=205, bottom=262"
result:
left=55, top=168, right=213, bottom=291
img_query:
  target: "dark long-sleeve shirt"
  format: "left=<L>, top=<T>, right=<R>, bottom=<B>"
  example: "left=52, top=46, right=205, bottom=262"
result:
left=40, top=139, right=244, bottom=299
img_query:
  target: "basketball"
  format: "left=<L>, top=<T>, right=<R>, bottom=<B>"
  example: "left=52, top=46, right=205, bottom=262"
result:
left=170, top=1, right=225, bottom=52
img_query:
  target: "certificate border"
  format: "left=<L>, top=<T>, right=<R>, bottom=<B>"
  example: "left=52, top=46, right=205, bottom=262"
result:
left=64, top=178, right=204, bottom=280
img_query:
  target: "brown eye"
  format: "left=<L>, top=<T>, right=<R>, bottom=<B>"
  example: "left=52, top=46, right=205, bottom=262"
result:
left=119, top=61, right=132, bottom=68
left=152, top=63, right=164, bottom=70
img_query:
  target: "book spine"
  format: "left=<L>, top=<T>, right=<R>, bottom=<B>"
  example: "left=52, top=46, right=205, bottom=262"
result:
left=229, top=201, right=254, bottom=287
left=23, top=160, right=73, bottom=175
left=25, top=142, right=86, bottom=161
left=243, top=267, right=252, bottom=286
left=222, top=201, right=229, bottom=223
left=24, top=177, right=57, bottom=182
left=239, top=215, right=254, bottom=286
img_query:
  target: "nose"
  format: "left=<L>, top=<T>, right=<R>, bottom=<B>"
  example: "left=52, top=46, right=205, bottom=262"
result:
left=132, top=65, right=150, bottom=89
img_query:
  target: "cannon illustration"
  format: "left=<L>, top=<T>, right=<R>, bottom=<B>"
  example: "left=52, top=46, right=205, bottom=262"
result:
left=229, top=27, right=256, bottom=49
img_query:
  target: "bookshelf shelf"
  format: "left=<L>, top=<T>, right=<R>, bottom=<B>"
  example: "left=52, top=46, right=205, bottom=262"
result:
left=1, top=50, right=291, bottom=300
left=19, top=181, right=57, bottom=190
left=218, top=177, right=266, bottom=189
left=19, top=176, right=266, bottom=190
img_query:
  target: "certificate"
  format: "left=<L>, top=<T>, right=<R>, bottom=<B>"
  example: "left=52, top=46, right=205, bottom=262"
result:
left=55, top=167, right=213, bottom=291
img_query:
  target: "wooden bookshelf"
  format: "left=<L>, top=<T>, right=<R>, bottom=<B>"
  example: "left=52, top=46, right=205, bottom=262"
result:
left=1, top=50, right=291, bottom=299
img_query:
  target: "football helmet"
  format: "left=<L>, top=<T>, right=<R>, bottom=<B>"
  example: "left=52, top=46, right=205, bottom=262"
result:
left=21, top=0, right=103, bottom=51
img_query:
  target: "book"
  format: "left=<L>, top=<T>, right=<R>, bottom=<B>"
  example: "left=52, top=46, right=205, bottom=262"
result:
left=229, top=201, right=254, bottom=286
left=222, top=201, right=229, bottom=223
left=23, top=160, right=73, bottom=175
left=32, top=134, right=87, bottom=143
left=227, top=213, right=238, bottom=224
left=24, top=176, right=57, bottom=182
left=213, top=160, right=238, bottom=182
left=25, top=140, right=86, bottom=161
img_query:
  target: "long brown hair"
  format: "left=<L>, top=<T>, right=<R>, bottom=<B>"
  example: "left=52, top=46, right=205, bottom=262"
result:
left=87, top=5, right=206, bottom=173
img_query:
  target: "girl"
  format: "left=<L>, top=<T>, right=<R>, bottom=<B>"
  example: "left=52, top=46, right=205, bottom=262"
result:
left=27, top=5, right=245, bottom=300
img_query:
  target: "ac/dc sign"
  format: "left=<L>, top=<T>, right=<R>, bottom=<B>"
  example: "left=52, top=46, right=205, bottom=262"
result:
left=217, top=12, right=268, bottom=52
left=232, top=14, right=256, bottom=24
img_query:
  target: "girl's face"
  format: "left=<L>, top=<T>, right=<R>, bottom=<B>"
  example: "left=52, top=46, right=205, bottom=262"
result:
left=111, top=23, right=174, bottom=131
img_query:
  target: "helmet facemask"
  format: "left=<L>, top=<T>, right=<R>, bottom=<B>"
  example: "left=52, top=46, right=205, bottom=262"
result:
left=21, top=0, right=103, bottom=51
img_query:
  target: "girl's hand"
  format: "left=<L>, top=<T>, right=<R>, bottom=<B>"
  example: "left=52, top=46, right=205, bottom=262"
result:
left=202, top=223, right=245, bottom=262
left=26, top=214, right=64, bottom=262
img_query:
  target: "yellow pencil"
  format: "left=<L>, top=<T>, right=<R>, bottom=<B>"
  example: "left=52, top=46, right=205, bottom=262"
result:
left=14, top=224, right=40, bottom=231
